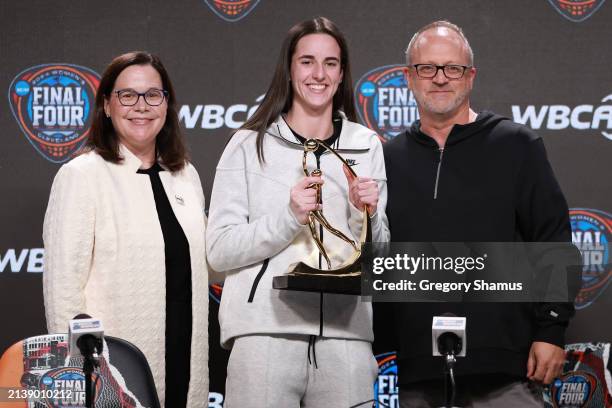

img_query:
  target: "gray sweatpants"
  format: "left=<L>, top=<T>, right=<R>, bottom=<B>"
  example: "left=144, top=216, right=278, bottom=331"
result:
left=225, top=334, right=379, bottom=408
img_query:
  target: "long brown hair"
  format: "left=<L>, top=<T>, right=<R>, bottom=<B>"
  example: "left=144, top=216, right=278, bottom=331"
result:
left=86, top=51, right=188, bottom=172
left=241, top=17, right=357, bottom=162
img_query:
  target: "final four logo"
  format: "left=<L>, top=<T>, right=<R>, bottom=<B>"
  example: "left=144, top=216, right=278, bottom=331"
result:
left=551, top=372, right=598, bottom=407
left=548, top=0, right=606, bottom=22
left=40, top=367, right=104, bottom=406
left=374, top=352, right=398, bottom=407
left=8, top=64, right=100, bottom=163
left=570, top=208, right=611, bottom=309
left=355, top=65, right=419, bottom=141
left=203, top=0, right=261, bottom=22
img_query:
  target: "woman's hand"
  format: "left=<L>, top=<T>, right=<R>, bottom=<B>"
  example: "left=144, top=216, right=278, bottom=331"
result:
left=290, top=175, right=323, bottom=224
left=343, top=165, right=378, bottom=215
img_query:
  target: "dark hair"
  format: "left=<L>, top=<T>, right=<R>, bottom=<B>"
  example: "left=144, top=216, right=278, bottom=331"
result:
left=86, top=51, right=188, bottom=172
left=241, top=16, right=357, bottom=162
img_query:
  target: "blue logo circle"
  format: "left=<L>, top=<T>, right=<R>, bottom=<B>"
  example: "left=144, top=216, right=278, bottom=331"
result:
left=360, top=81, right=375, bottom=97
left=570, top=208, right=611, bottom=309
left=14, top=80, right=30, bottom=96
left=354, top=65, right=419, bottom=141
left=8, top=63, right=101, bottom=163
left=42, top=376, right=53, bottom=386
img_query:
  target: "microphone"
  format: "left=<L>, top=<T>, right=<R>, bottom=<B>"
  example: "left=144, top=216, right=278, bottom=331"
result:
left=69, top=314, right=104, bottom=408
left=432, top=314, right=466, bottom=357
left=432, top=314, right=466, bottom=408
left=438, top=332, right=462, bottom=356
left=69, top=314, right=104, bottom=359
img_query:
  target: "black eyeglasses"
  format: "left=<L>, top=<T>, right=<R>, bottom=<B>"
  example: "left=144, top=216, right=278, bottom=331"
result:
left=411, top=64, right=472, bottom=79
left=114, top=88, right=168, bottom=106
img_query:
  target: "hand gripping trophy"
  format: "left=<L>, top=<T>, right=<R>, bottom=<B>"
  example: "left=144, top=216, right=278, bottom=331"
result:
left=273, top=138, right=370, bottom=294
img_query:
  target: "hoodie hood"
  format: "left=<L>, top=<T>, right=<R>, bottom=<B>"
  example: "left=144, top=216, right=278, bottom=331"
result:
left=409, top=111, right=509, bottom=148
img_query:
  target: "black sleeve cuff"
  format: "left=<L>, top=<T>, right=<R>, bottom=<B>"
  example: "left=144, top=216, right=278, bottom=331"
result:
left=534, top=323, right=567, bottom=348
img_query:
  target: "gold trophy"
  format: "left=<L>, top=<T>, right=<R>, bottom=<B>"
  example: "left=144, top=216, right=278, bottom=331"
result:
left=273, top=139, right=370, bottom=295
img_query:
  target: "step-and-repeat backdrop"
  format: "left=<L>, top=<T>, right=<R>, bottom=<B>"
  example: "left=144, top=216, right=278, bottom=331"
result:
left=1, top=1, right=610, bottom=407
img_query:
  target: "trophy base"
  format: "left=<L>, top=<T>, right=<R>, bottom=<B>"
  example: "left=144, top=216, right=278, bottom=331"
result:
left=273, top=274, right=361, bottom=295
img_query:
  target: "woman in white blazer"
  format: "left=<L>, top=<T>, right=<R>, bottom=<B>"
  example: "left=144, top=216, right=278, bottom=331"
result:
left=43, top=51, right=208, bottom=408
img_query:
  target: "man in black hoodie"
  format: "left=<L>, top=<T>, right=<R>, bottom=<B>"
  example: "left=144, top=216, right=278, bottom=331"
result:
left=381, top=20, right=577, bottom=407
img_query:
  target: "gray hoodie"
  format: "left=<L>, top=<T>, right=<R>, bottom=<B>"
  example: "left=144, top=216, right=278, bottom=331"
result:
left=206, top=114, right=390, bottom=348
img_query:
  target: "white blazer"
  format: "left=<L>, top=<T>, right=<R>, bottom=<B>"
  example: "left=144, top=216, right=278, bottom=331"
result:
left=43, top=145, right=208, bottom=407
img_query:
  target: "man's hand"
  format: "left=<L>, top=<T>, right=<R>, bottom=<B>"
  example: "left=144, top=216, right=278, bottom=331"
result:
left=527, top=341, right=566, bottom=384
left=343, top=165, right=378, bottom=215
left=290, top=175, right=323, bottom=225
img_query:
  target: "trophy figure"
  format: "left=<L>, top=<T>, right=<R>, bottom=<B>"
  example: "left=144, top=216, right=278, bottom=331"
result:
left=273, top=138, right=370, bottom=295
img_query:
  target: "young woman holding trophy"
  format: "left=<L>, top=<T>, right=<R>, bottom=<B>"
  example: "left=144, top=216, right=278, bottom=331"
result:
left=206, top=17, right=389, bottom=407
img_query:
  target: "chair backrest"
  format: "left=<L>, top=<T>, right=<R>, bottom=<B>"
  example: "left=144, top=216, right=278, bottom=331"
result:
left=105, top=335, right=161, bottom=408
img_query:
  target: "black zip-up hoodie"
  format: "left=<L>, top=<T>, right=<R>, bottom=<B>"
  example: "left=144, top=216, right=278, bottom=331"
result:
left=379, top=111, right=577, bottom=384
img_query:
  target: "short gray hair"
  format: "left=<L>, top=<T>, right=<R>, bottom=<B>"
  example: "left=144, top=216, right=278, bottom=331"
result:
left=405, top=20, right=474, bottom=66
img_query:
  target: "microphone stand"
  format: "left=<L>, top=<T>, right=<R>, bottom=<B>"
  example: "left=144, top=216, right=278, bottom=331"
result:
left=83, top=355, right=97, bottom=408
left=79, top=337, right=101, bottom=408
left=437, top=331, right=460, bottom=407
left=444, top=353, right=456, bottom=408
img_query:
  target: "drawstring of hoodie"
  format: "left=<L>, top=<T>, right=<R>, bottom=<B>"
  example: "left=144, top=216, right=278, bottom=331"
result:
left=307, top=335, right=318, bottom=369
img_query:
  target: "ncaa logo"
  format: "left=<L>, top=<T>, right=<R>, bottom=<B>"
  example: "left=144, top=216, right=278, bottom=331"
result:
left=570, top=208, right=611, bottom=309
left=8, top=64, right=100, bottom=163
left=355, top=64, right=419, bottom=141
left=203, top=0, right=261, bottom=22
left=551, top=372, right=598, bottom=408
left=374, top=352, right=398, bottom=407
left=548, top=0, right=606, bottom=22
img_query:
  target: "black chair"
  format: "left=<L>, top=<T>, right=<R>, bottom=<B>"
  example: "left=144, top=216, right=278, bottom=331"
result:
left=106, top=335, right=161, bottom=408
